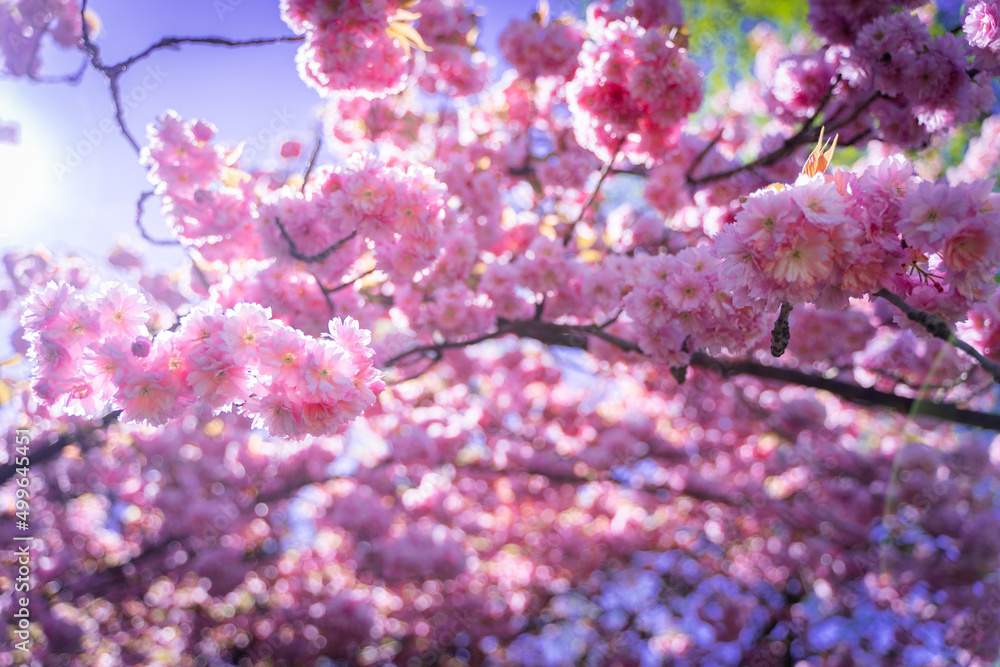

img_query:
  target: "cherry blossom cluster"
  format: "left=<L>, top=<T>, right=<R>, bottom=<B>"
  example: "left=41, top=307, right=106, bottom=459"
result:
left=643, top=133, right=741, bottom=216
left=748, top=4, right=999, bottom=149
left=851, top=11, right=994, bottom=135
left=714, top=158, right=1000, bottom=320
left=949, top=115, right=1000, bottom=184
left=533, top=126, right=602, bottom=192
left=20, top=282, right=382, bottom=438
left=0, top=0, right=83, bottom=77
left=141, top=111, right=226, bottom=198
left=714, top=174, right=866, bottom=309
left=786, top=305, right=876, bottom=366
left=807, top=0, right=926, bottom=48
left=413, top=0, right=489, bottom=96
left=857, top=327, right=974, bottom=389
left=432, top=129, right=527, bottom=253
left=262, top=154, right=450, bottom=281
left=397, top=283, right=495, bottom=338
left=139, top=111, right=453, bottom=334
left=498, top=16, right=585, bottom=81
left=280, top=0, right=425, bottom=99
left=321, top=93, right=423, bottom=148
left=623, top=247, right=769, bottom=366
left=567, top=12, right=703, bottom=162
left=589, top=0, right=684, bottom=29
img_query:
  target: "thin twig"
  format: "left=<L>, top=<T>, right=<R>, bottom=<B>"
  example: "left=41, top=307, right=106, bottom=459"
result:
left=686, top=127, right=725, bottom=181
left=31, top=56, right=88, bottom=84
left=312, top=271, right=336, bottom=315
left=687, top=83, right=878, bottom=188
left=329, top=268, right=375, bottom=293
left=274, top=217, right=358, bottom=263
left=112, top=35, right=303, bottom=73
left=79, top=0, right=302, bottom=155
left=383, top=328, right=512, bottom=367
left=388, top=353, right=442, bottom=385
left=300, top=136, right=322, bottom=194
left=562, top=137, right=625, bottom=246
left=135, top=190, right=179, bottom=245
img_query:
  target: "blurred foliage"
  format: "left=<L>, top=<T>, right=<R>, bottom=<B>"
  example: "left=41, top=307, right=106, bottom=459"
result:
left=681, top=0, right=809, bottom=94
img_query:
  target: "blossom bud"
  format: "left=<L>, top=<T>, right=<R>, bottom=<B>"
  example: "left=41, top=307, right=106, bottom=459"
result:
left=131, top=336, right=151, bottom=358
left=280, top=141, right=302, bottom=159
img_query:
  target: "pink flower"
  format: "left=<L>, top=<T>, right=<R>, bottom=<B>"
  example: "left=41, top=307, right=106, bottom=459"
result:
left=97, top=283, right=149, bottom=339
left=733, top=189, right=799, bottom=250
left=221, top=303, right=274, bottom=365
left=327, top=317, right=373, bottom=355
left=790, top=176, right=847, bottom=225
left=664, top=272, right=709, bottom=311
left=765, top=234, right=834, bottom=287
left=81, top=340, right=131, bottom=400
left=898, top=180, right=968, bottom=251
left=305, top=340, right=357, bottom=398
left=624, top=283, right=672, bottom=329
left=943, top=219, right=999, bottom=271
left=188, top=342, right=253, bottom=411
left=23, top=281, right=74, bottom=330
left=245, top=389, right=302, bottom=438
left=31, top=332, right=72, bottom=378
left=259, top=324, right=309, bottom=385
left=174, top=302, right=225, bottom=355
left=118, top=367, right=178, bottom=426
left=49, top=300, right=100, bottom=352
left=966, top=1, right=1000, bottom=51
left=301, top=401, right=344, bottom=431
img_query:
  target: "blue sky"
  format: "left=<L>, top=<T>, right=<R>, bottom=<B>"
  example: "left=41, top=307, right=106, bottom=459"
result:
left=0, top=0, right=543, bottom=269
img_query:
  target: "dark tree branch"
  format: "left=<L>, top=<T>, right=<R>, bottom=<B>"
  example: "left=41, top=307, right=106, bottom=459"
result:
left=689, top=352, right=1000, bottom=430
left=384, top=328, right=512, bottom=367
left=384, top=319, right=1000, bottom=432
